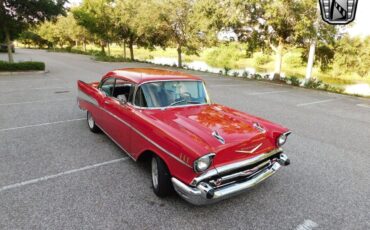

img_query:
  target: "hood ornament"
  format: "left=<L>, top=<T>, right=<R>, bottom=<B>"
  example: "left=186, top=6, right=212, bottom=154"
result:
left=236, top=143, right=262, bottom=154
left=253, top=122, right=266, bottom=133
left=212, top=130, right=225, bottom=144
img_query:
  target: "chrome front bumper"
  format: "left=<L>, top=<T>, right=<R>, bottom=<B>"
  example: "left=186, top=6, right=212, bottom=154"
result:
left=172, top=153, right=289, bottom=205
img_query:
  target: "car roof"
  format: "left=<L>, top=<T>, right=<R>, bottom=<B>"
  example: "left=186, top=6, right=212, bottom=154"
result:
left=102, top=68, right=202, bottom=84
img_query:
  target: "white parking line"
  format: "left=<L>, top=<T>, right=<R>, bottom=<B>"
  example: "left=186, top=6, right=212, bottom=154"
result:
left=357, top=103, right=370, bottom=109
left=248, top=90, right=289, bottom=95
left=0, top=118, right=85, bottom=132
left=0, top=158, right=129, bottom=193
left=296, top=219, right=318, bottom=230
left=297, top=99, right=336, bottom=107
left=0, top=98, right=73, bottom=106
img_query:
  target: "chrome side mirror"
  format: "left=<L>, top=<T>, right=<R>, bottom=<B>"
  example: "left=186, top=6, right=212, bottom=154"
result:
left=117, top=94, right=127, bottom=104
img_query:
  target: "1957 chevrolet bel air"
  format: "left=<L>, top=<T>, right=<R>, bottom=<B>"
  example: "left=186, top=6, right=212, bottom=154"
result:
left=77, top=68, right=291, bottom=205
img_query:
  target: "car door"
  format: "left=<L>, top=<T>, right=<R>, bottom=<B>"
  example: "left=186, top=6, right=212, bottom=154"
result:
left=101, top=78, right=136, bottom=154
left=96, top=77, right=116, bottom=132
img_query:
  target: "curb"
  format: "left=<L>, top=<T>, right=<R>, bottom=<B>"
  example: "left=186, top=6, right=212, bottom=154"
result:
left=0, top=70, right=49, bottom=76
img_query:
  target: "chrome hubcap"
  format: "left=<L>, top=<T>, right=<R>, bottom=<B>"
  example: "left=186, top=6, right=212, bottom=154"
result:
left=151, top=158, right=159, bottom=189
left=87, top=112, right=94, bottom=128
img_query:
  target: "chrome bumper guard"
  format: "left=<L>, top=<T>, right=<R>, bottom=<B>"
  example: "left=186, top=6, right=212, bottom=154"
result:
left=172, top=153, right=289, bottom=205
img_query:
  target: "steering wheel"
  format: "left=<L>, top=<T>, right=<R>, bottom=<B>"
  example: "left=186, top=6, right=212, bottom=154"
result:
left=180, top=92, right=191, bottom=100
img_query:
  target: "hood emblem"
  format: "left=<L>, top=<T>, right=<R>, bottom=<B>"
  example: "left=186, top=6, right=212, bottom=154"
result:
left=236, top=143, right=262, bottom=154
left=253, top=122, right=266, bottom=133
left=212, top=130, right=225, bottom=144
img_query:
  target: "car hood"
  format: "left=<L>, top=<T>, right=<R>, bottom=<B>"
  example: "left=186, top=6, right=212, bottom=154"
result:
left=142, top=104, right=287, bottom=166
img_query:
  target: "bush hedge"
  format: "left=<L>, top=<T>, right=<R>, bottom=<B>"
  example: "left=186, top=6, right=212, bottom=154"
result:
left=0, top=61, right=45, bottom=71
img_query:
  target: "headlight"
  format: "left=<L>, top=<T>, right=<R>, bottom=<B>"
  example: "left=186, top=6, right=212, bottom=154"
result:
left=193, top=153, right=215, bottom=173
left=277, top=131, right=291, bottom=146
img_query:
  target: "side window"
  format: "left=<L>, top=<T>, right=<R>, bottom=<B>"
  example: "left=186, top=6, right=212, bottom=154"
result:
left=113, top=79, right=134, bottom=103
left=134, top=86, right=147, bottom=107
left=99, top=78, right=115, bottom=97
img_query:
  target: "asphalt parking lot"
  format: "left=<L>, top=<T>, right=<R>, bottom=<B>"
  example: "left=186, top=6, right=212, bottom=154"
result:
left=1, top=49, right=369, bottom=230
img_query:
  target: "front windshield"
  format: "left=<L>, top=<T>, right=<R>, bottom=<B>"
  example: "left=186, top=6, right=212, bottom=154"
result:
left=135, top=81, right=209, bottom=108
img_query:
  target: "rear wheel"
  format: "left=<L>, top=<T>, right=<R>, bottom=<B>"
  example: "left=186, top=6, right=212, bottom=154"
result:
left=87, top=111, right=101, bottom=133
left=151, top=155, right=173, bottom=197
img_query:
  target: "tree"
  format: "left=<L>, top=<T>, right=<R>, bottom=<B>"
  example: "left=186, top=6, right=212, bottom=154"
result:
left=113, top=0, right=141, bottom=60
left=155, top=0, right=204, bottom=67
left=73, top=0, right=114, bottom=55
left=293, top=0, right=337, bottom=82
left=0, top=0, right=66, bottom=62
left=333, top=36, right=370, bottom=78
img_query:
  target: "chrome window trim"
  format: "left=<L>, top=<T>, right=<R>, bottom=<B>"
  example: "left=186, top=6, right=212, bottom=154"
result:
left=132, top=79, right=211, bottom=110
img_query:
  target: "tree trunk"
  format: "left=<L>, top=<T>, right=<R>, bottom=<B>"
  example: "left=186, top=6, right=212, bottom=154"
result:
left=123, top=40, right=127, bottom=59
left=273, top=41, right=283, bottom=80
left=101, top=41, right=105, bottom=54
left=129, top=40, right=134, bottom=61
left=305, top=40, right=316, bottom=83
left=107, top=42, right=111, bottom=56
left=5, top=27, right=14, bottom=63
left=83, top=41, right=86, bottom=52
left=177, top=45, right=182, bottom=68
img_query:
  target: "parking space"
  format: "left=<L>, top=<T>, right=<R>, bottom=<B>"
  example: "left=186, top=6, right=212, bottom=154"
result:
left=0, top=49, right=369, bottom=229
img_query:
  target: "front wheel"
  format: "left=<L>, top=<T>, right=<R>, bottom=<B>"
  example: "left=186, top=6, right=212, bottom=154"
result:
left=151, top=155, right=173, bottom=197
left=87, top=111, right=101, bottom=133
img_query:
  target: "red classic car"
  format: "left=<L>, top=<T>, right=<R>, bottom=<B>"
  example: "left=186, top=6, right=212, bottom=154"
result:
left=77, top=68, right=291, bottom=205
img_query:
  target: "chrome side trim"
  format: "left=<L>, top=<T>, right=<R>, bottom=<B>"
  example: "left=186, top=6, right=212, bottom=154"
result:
left=78, top=90, right=98, bottom=106
left=99, top=107, right=192, bottom=168
left=191, top=148, right=283, bottom=186
left=80, top=99, right=192, bottom=168
left=95, top=123, right=136, bottom=161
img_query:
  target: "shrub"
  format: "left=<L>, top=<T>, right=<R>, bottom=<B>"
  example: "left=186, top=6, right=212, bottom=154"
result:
left=286, top=76, right=301, bottom=86
left=252, top=52, right=272, bottom=66
left=223, top=67, right=231, bottom=75
left=250, top=73, right=262, bottom=80
left=0, top=61, right=45, bottom=71
left=242, top=71, right=250, bottom=78
left=93, top=55, right=131, bottom=62
left=232, top=71, right=240, bottom=77
left=304, top=78, right=323, bottom=89
left=205, top=44, right=243, bottom=69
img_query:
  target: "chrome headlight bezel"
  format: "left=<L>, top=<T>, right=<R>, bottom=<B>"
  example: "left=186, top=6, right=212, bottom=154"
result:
left=277, top=131, right=291, bottom=146
left=193, top=153, right=216, bottom=173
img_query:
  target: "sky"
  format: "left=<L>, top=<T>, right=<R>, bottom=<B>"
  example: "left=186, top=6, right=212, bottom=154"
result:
left=346, top=0, right=370, bottom=37
left=66, top=0, right=370, bottom=37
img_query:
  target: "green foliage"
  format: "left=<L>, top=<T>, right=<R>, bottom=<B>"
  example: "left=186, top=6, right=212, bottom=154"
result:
left=286, top=76, right=301, bottom=86
left=253, top=52, right=272, bottom=66
left=301, top=44, right=335, bottom=71
left=18, top=31, right=50, bottom=48
left=205, top=44, right=243, bottom=69
left=304, top=78, right=323, bottom=89
left=333, top=36, right=370, bottom=78
left=283, top=52, right=302, bottom=67
left=0, top=0, right=66, bottom=62
left=0, top=61, right=45, bottom=71
left=93, top=54, right=131, bottom=62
